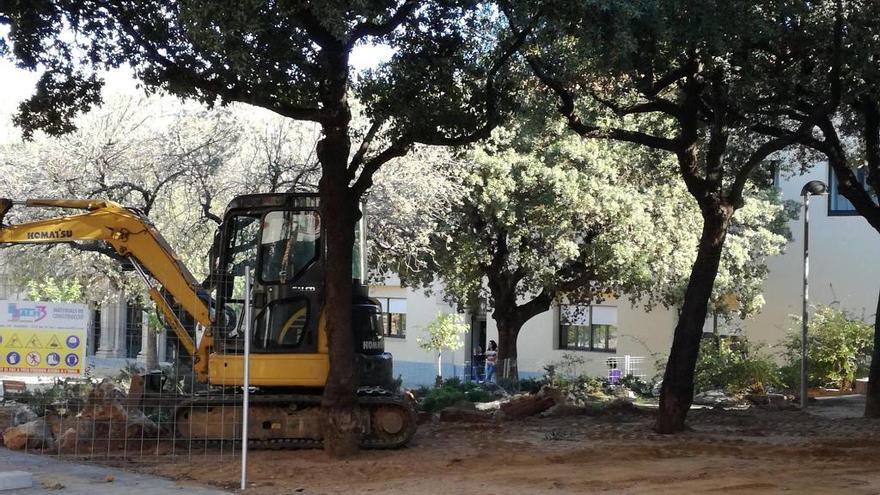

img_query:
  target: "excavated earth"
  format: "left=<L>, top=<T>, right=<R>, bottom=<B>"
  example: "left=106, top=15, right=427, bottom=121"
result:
left=115, top=396, right=880, bottom=494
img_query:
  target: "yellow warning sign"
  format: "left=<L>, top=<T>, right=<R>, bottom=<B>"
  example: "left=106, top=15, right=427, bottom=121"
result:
left=0, top=300, right=88, bottom=377
left=0, top=329, right=86, bottom=376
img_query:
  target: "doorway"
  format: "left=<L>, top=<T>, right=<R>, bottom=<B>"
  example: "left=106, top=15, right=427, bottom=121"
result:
left=469, top=314, right=487, bottom=381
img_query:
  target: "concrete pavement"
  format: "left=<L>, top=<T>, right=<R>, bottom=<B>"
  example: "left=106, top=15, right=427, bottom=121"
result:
left=0, top=448, right=232, bottom=494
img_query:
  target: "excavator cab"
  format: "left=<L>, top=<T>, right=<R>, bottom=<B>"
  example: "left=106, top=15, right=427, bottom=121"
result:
left=207, top=193, right=392, bottom=390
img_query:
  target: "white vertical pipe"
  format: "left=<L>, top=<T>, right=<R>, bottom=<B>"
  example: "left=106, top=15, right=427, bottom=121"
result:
left=241, top=267, right=252, bottom=490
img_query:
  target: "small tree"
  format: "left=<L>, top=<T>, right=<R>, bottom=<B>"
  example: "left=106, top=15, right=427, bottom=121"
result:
left=418, top=313, right=469, bottom=384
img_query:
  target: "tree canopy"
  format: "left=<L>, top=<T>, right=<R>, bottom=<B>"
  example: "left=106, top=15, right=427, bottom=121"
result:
left=374, top=125, right=792, bottom=369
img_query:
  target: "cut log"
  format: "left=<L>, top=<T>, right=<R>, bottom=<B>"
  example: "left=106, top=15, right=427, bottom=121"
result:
left=499, top=395, right=555, bottom=420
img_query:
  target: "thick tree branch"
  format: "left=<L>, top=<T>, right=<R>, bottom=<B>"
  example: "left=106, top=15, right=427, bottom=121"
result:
left=347, top=119, right=383, bottom=177
left=350, top=136, right=413, bottom=197
left=526, top=55, right=681, bottom=153
left=293, top=7, right=343, bottom=50
left=347, top=1, right=418, bottom=48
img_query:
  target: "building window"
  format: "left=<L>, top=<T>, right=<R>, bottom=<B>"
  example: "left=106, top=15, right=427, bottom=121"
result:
left=829, top=167, right=874, bottom=216
left=559, top=304, right=618, bottom=352
left=376, top=297, right=407, bottom=338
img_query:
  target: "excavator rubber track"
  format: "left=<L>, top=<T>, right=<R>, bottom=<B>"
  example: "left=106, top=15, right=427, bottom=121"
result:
left=173, top=388, right=418, bottom=449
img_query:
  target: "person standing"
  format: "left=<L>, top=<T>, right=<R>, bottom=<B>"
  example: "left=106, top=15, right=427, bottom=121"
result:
left=485, top=340, right=498, bottom=383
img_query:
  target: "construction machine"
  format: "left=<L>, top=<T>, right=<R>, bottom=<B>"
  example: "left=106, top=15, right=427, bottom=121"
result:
left=0, top=194, right=417, bottom=448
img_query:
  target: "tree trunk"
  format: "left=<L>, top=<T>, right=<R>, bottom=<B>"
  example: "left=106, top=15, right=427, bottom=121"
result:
left=437, top=352, right=443, bottom=381
left=494, top=315, right=522, bottom=383
left=319, top=172, right=360, bottom=457
left=864, top=287, right=880, bottom=417
left=655, top=206, right=732, bottom=434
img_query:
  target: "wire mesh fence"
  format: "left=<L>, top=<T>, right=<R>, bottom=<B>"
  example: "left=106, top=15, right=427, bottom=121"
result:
left=0, top=273, right=246, bottom=466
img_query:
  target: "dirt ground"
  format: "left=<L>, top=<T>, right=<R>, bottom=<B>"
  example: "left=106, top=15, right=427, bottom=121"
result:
left=118, top=395, right=880, bottom=494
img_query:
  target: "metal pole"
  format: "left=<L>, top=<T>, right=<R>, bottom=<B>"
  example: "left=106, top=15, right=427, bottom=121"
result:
left=241, top=267, right=252, bottom=491
left=801, top=194, right=810, bottom=409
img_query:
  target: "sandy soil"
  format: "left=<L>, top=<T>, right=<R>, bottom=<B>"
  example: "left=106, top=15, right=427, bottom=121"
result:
left=121, top=396, right=880, bottom=494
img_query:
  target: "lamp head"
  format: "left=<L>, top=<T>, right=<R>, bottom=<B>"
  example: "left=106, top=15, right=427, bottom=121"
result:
left=800, top=180, right=828, bottom=196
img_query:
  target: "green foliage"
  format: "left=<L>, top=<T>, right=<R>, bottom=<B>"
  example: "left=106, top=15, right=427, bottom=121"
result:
left=781, top=306, right=874, bottom=390
left=417, top=313, right=468, bottom=354
left=618, top=374, right=653, bottom=398
left=26, top=276, right=83, bottom=303
left=18, top=378, right=94, bottom=417
left=418, top=377, right=496, bottom=413
left=694, top=338, right=782, bottom=394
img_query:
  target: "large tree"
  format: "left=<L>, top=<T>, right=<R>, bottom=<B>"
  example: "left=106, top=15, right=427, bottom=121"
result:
left=748, top=0, right=880, bottom=416
left=1, top=1, right=524, bottom=455
left=374, top=128, right=792, bottom=382
left=502, top=0, right=815, bottom=432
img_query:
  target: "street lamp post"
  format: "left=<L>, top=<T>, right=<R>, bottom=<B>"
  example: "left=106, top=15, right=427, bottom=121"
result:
left=800, top=180, right=828, bottom=409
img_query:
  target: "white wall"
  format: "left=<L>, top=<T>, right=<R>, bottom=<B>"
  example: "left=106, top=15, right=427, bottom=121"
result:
left=742, top=163, right=880, bottom=347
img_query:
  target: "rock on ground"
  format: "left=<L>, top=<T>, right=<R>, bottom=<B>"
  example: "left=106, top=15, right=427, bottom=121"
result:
left=3, top=418, right=54, bottom=450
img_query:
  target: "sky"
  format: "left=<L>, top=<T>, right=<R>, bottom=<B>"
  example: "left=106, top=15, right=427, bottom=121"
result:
left=0, top=44, right=394, bottom=144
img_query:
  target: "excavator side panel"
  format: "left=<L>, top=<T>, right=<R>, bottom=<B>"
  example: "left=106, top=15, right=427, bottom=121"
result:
left=208, top=353, right=329, bottom=387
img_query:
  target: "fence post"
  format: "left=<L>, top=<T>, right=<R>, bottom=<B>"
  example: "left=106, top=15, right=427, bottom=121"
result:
left=241, top=267, right=252, bottom=491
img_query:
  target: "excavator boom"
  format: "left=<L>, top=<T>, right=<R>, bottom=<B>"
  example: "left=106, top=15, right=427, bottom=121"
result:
left=0, top=198, right=213, bottom=380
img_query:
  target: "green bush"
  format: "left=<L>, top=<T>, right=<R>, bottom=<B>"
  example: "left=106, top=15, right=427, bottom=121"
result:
left=418, top=377, right=496, bottom=413
left=781, top=305, right=873, bottom=390
left=618, top=374, right=653, bottom=397
left=694, top=337, right=782, bottom=394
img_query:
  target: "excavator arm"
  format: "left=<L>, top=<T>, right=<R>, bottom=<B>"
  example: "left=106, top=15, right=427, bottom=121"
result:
left=0, top=198, right=214, bottom=382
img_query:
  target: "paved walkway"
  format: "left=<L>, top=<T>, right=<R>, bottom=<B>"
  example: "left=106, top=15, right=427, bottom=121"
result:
left=0, top=448, right=231, bottom=494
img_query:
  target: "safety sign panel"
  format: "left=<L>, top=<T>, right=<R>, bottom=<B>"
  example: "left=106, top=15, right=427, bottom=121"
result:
left=0, top=300, right=88, bottom=376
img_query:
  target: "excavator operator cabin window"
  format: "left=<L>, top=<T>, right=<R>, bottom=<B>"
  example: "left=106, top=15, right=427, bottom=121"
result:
left=260, top=210, right=320, bottom=283
left=223, top=214, right=261, bottom=338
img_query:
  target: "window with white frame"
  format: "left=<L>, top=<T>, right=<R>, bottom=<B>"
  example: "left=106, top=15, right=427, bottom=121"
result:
left=558, top=304, right=618, bottom=352
left=376, top=297, right=407, bottom=338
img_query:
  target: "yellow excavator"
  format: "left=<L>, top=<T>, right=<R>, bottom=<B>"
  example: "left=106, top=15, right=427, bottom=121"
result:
left=0, top=194, right=416, bottom=448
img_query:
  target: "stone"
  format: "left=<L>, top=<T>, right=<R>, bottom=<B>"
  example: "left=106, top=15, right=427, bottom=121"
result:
left=0, top=403, right=38, bottom=433
left=57, top=428, right=80, bottom=454
left=693, top=390, right=739, bottom=408
left=12, top=405, right=37, bottom=426
left=474, top=400, right=504, bottom=412
left=3, top=419, right=54, bottom=450
left=0, top=471, right=34, bottom=491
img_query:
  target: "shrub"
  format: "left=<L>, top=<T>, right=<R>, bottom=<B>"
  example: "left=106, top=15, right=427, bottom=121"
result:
left=618, top=374, right=653, bottom=397
left=781, top=305, right=873, bottom=390
left=694, top=337, right=782, bottom=394
left=418, top=377, right=496, bottom=413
